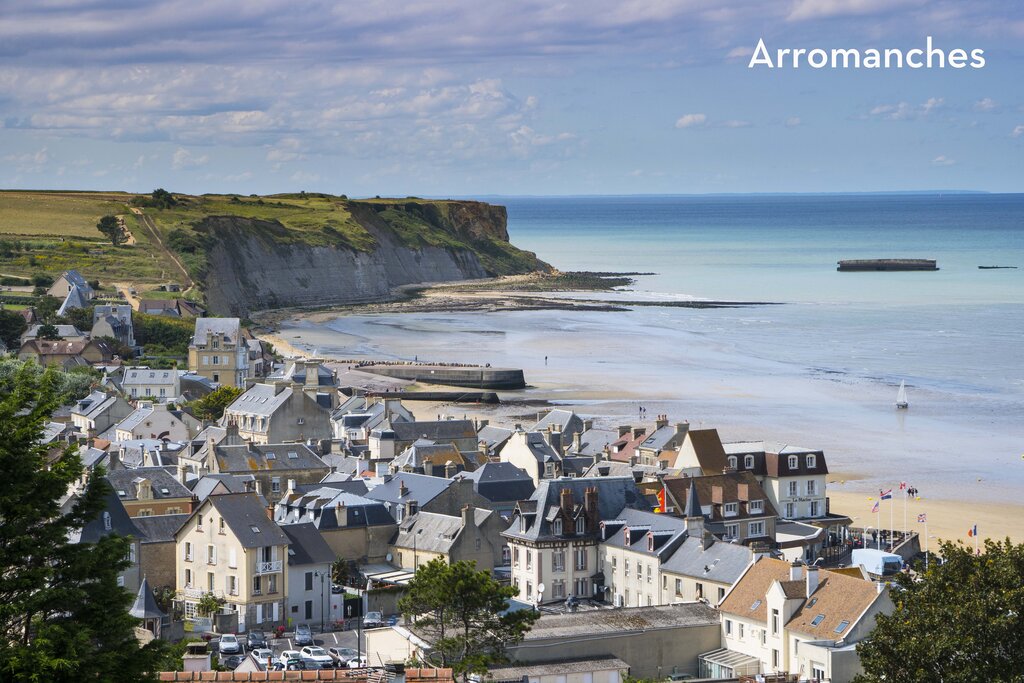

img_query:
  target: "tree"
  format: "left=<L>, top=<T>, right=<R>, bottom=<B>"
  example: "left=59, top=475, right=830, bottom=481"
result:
left=197, top=592, right=224, bottom=618
left=399, top=559, right=538, bottom=680
left=0, top=358, right=96, bottom=404
left=36, top=323, right=62, bottom=340
left=0, top=309, right=28, bottom=349
left=854, top=539, right=1024, bottom=683
left=0, top=362, right=168, bottom=681
left=188, top=385, right=243, bottom=421
left=96, top=215, right=128, bottom=247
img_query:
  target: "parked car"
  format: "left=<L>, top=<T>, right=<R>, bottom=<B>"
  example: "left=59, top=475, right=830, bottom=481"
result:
left=218, top=634, right=241, bottom=655
left=331, top=583, right=344, bottom=594
left=294, top=624, right=314, bottom=646
left=347, top=655, right=368, bottom=669
left=362, top=611, right=385, bottom=628
left=328, top=647, right=359, bottom=665
left=246, top=630, right=268, bottom=649
left=250, top=647, right=273, bottom=665
left=271, top=659, right=307, bottom=671
left=278, top=650, right=302, bottom=667
left=220, top=654, right=244, bottom=670
left=300, top=646, right=334, bottom=668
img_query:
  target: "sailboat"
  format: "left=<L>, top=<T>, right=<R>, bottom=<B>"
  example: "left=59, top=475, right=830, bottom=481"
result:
left=896, top=380, right=909, bottom=410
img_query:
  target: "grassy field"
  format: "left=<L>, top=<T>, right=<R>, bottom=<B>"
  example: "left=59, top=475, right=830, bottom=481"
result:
left=0, top=191, right=136, bottom=237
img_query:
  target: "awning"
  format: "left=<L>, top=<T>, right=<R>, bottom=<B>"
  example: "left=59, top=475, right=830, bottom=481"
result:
left=699, top=648, right=761, bottom=676
left=360, top=564, right=416, bottom=586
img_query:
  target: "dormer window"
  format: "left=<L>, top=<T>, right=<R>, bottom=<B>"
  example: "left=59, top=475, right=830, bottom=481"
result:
left=724, top=502, right=739, bottom=517
left=744, top=455, right=754, bottom=469
left=575, top=517, right=586, bottom=534
left=552, top=519, right=563, bottom=535
left=788, top=455, right=799, bottom=469
left=102, top=512, right=111, bottom=531
left=749, top=500, right=764, bottom=514
left=806, top=454, right=816, bottom=468
left=727, top=456, right=737, bottom=469
left=647, top=535, right=654, bottom=552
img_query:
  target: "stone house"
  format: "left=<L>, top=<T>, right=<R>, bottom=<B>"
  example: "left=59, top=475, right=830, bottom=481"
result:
left=18, top=338, right=114, bottom=367
left=274, top=485, right=396, bottom=564
left=282, top=522, right=336, bottom=628
left=222, top=381, right=332, bottom=444
left=106, top=467, right=195, bottom=517
left=122, top=366, right=182, bottom=402
left=389, top=504, right=507, bottom=573
left=364, top=472, right=491, bottom=523
left=187, top=318, right=251, bottom=387
left=368, top=419, right=478, bottom=467
left=662, top=472, right=778, bottom=547
left=114, top=401, right=201, bottom=442
left=133, top=513, right=190, bottom=595
left=91, top=304, right=135, bottom=347
left=70, top=389, right=133, bottom=437
left=47, top=269, right=94, bottom=301
left=207, top=436, right=330, bottom=505
left=500, top=430, right=565, bottom=486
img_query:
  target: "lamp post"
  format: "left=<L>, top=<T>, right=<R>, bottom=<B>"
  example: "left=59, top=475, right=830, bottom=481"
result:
left=314, top=570, right=326, bottom=632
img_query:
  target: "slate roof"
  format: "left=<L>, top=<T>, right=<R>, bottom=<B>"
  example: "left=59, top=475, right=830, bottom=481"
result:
left=485, top=657, right=628, bottom=679
left=569, top=427, right=617, bottom=457
left=275, top=488, right=394, bottom=529
left=765, top=447, right=829, bottom=477
left=130, top=577, right=167, bottom=619
left=23, top=324, right=86, bottom=341
left=132, top=513, right=190, bottom=544
left=391, top=441, right=466, bottom=472
left=58, top=285, right=90, bottom=316
left=297, top=479, right=369, bottom=496
left=190, top=474, right=251, bottom=502
left=226, top=383, right=293, bottom=417
left=107, top=467, right=191, bottom=501
left=477, top=424, right=514, bottom=452
left=386, top=420, right=477, bottom=442
left=364, top=472, right=455, bottom=507
left=600, top=508, right=688, bottom=560
left=73, top=390, right=120, bottom=420
left=191, top=317, right=241, bottom=345
left=519, top=431, right=561, bottom=463
left=531, top=409, right=584, bottom=437
left=116, top=404, right=162, bottom=434
left=504, top=476, right=649, bottom=543
left=523, top=603, right=719, bottom=641
left=660, top=535, right=753, bottom=585
left=455, top=462, right=535, bottom=503
left=392, top=509, right=493, bottom=555
left=213, top=443, right=329, bottom=473
left=72, top=488, right=140, bottom=544
left=61, top=269, right=91, bottom=291
left=639, top=423, right=688, bottom=452
left=282, top=522, right=336, bottom=566
left=267, top=362, right=336, bottom=387
left=123, top=367, right=177, bottom=386
left=188, top=493, right=289, bottom=548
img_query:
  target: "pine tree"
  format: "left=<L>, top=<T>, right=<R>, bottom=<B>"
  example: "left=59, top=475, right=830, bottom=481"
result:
left=0, top=362, right=168, bottom=681
left=96, top=215, right=127, bottom=247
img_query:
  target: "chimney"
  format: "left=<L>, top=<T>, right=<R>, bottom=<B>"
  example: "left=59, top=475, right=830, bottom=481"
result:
left=583, top=419, right=593, bottom=431
left=254, top=480, right=263, bottom=495
left=537, top=411, right=545, bottom=423
left=631, top=470, right=642, bottom=483
left=572, top=431, right=582, bottom=453
left=584, top=486, right=598, bottom=518
left=790, top=560, right=804, bottom=582
left=711, top=485, right=724, bottom=504
left=304, top=360, right=319, bottom=387
left=560, top=487, right=574, bottom=515
left=404, top=499, right=419, bottom=519
left=110, top=449, right=123, bottom=471
left=286, top=479, right=296, bottom=495
left=737, top=483, right=749, bottom=501
left=548, top=431, right=563, bottom=454
left=701, top=527, right=714, bottom=550
left=445, top=461, right=458, bottom=479
left=461, top=504, right=473, bottom=527
left=177, top=462, right=188, bottom=485
left=806, top=565, right=820, bottom=597
left=273, top=380, right=289, bottom=395
left=514, top=423, right=523, bottom=432
left=618, top=425, right=631, bottom=437
left=632, top=427, right=646, bottom=441
left=655, top=414, right=669, bottom=429
left=399, top=481, right=409, bottom=497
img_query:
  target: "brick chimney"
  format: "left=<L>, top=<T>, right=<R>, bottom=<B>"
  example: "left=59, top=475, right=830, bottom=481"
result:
left=655, top=414, right=669, bottom=429
left=559, top=487, right=574, bottom=517
left=399, top=480, right=409, bottom=497
left=548, top=430, right=563, bottom=454
left=618, top=425, right=631, bottom=437
left=584, top=486, right=599, bottom=525
left=737, top=483, right=749, bottom=501
left=572, top=431, right=582, bottom=453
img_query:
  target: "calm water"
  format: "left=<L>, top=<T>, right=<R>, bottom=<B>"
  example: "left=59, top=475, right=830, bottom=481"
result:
left=280, top=194, right=1024, bottom=503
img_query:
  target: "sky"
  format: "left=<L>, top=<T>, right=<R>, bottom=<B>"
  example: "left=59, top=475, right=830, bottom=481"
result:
left=1, top=0, right=1022, bottom=195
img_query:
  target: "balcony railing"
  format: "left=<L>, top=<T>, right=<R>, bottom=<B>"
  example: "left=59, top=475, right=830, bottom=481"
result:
left=255, top=560, right=282, bottom=574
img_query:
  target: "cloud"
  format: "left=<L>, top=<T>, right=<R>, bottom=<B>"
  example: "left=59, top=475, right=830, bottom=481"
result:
left=2, top=146, right=49, bottom=172
left=171, top=147, right=208, bottom=170
left=785, top=116, right=802, bottom=127
left=974, top=98, right=997, bottom=112
left=868, top=98, right=943, bottom=121
left=290, top=171, right=321, bottom=183
left=1012, top=125, right=1024, bottom=138
left=726, top=46, right=753, bottom=60
left=675, top=113, right=707, bottom=129
left=931, top=155, right=955, bottom=166
left=720, top=119, right=752, bottom=128
left=787, top=0, right=924, bottom=21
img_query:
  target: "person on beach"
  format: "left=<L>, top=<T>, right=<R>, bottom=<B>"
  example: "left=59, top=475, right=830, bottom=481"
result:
left=545, top=356, right=548, bottom=365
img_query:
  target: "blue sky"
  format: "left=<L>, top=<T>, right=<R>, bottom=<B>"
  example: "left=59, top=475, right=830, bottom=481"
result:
left=1, top=0, right=1022, bottom=195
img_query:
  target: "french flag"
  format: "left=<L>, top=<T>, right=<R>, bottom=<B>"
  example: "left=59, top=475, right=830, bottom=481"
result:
left=968, top=524, right=978, bottom=537
left=880, top=489, right=893, bottom=500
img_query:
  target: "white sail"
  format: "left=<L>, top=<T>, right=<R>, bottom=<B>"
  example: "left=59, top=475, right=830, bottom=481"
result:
left=896, top=380, right=908, bottom=408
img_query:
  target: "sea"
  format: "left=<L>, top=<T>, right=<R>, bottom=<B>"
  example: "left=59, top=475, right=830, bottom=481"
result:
left=277, top=194, right=1024, bottom=505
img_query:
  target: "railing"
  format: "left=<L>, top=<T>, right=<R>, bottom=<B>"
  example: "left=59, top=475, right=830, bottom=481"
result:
left=256, top=560, right=282, bottom=574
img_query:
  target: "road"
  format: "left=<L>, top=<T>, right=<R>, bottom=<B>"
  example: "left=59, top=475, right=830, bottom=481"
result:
left=128, top=207, right=194, bottom=291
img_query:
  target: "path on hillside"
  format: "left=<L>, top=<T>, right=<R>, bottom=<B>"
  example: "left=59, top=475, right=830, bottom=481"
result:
left=129, top=207, right=194, bottom=292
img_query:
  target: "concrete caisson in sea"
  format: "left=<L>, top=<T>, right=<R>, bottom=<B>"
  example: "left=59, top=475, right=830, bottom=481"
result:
left=361, top=364, right=526, bottom=390
left=837, top=259, right=938, bottom=272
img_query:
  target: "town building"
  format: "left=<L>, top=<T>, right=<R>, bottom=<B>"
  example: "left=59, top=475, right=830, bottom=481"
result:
left=18, top=338, right=114, bottom=367
left=662, top=472, right=779, bottom=547
left=453, top=462, right=536, bottom=515
left=122, top=366, right=182, bottom=401
left=274, top=485, right=396, bottom=563
left=670, top=428, right=730, bottom=474
left=281, top=522, right=336, bottom=628
left=222, top=381, right=332, bottom=444
left=368, top=419, right=478, bottom=466
left=133, top=513, right=190, bottom=595
left=114, top=401, right=201, bottom=442
left=91, top=304, right=135, bottom=347
left=364, top=472, right=490, bottom=523
left=106, top=467, right=194, bottom=517
left=69, top=488, right=142, bottom=594
left=207, top=436, right=330, bottom=505
left=70, top=389, right=133, bottom=437
left=20, top=324, right=89, bottom=344
left=47, top=269, right=94, bottom=301
left=499, top=430, right=565, bottom=485
left=332, top=395, right=415, bottom=445
left=389, top=504, right=507, bottom=572
left=187, top=318, right=251, bottom=387
left=635, top=416, right=689, bottom=466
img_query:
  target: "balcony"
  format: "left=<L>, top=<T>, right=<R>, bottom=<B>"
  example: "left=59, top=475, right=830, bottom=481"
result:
left=255, top=560, right=282, bottom=574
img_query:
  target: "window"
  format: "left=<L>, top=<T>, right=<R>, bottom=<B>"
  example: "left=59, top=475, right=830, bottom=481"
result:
left=305, top=572, right=314, bottom=591
left=772, top=608, right=780, bottom=635
left=748, top=521, right=766, bottom=537
left=552, top=580, right=566, bottom=599
left=785, top=502, right=796, bottom=518
left=202, top=355, right=209, bottom=366
left=611, top=556, right=617, bottom=572
left=810, top=501, right=820, bottom=517
left=269, top=575, right=278, bottom=594
left=271, top=477, right=281, bottom=493
left=208, top=572, right=215, bottom=591
left=788, top=480, right=798, bottom=496
left=575, top=549, right=587, bottom=571
left=695, top=582, right=703, bottom=598
left=219, top=518, right=225, bottom=534
left=184, top=568, right=193, bottom=587
left=675, top=578, right=682, bottom=595
left=724, top=502, right=738, bottom=517
left=502, top=546, right=511, bottom=564
left=575, top=517, right=585, bottom=534
left=184, top=542, right=193, bottom=562
left=228, top=575, right=238, bottom=595
left=811, top=614, right=825, bottom=626
left=207, top=545, right=216, bottom=564
left=744, top=454, right=754, bottom=469
left=144, top=387, right=152, bottom=396
left=750, top=500, right=764, bottom=513
left=725, top=619, right=732, bottom=636
left=102, top=512, right=111, bottom=531
left=526, top=550, right=532, bottom=570
left=128, top=543, right=136, bottom=564
left=807, top=480, right=817, bottom=495
left=552, top=551, right=565, bottom=572
left=718, top=587, right=725, bottom=602
left=727, top=456, right=737, bottom=469
left=738, top=623, right=745, bottom=640
left=725, top=523, right=739, bottom=539
left=196, top=516, right=203, bottom=531
left=525, top=582, right=533, bottom=600
left=131, top=388, right=137, bottom=397
left=835, top=620, right=850, bottom=633
left=228, top=548, right=237, bottom=568
left=646, top=564, right=652, bottom=584
left=624, top=559, right=630, bottom=577
left=138, top=509, right=152, bottom=517
left=212, top=338, right=219, bottom=349
left=513, top=547, right=520, bottom=567
left=750, top=599, right=762, bottom=611
left=553, top=519, right=563, bottom=535
left=159, top=388, right=166, bottom=397
left=212, top=355, right=220, bottom=365
left=252, top=576, right=262, bottom=595
left=813, top=665, right=826, bottom=681
left=772, top=649, right=779, bottom=669
left=807, top=454, right=816, bottom=468
left=788, top=455, right=798, bottom=469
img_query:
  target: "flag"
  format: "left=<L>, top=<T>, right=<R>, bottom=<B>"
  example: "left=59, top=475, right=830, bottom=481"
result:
left=655, top=488, right=666, bottom=514
left=880, top=489, right=893, bottom=500
left=917, top=513, right=927, bottom=523
left=871, top=501, right=880, bottom=513
left=968, top=524, right=977, bottom=537
left=899, top=481, right=908, bottom=491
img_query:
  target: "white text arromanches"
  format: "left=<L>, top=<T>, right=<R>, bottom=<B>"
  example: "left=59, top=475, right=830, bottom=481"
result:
left=748, top=36, right=985, bottom=70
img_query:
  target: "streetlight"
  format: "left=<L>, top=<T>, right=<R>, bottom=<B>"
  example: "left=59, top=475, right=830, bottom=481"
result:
left=314, top=570, right=327, bottom=632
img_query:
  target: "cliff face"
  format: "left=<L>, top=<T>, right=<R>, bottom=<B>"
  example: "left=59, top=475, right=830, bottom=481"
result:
left=198, top=200, right=544, bottom=316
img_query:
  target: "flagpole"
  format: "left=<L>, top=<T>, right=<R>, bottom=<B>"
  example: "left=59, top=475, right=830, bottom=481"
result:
left=903, top=487, right=907, bottom=536
left=889, top=491, right=894, bottom=552
left=876, top=504, right=881, bottom=550
left=924, top=520, right=928, bottom=571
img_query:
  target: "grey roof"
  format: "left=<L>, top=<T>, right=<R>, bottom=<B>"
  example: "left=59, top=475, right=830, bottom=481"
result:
left=72, top=488, right=140, bottom=544
left=267, top=362, right=336, bottom=387
left=486, top=656, right=629, bottom=679
left=61, top=269, right=91, bottom=291
left=391, top=440, right=463, bottom=472
left=115, top=404, right=158, bottom=433
left=199, top=493, right=289, bottom=548
left=190, top=474, right=251, bottom=501
left=73, top=390, right=119, bottom=420
left=132, top=513, right=190, bottom=544
left=282, top=522, right=336, bottom=566
left=94, top=304, right=133, bottom=320
left=660, top=536, right=754, bottom=585
left=385, top=419, right=477, bottom=443
left=531, top=409, right=584, bottom=437
left=455, top=462, right=534, bottom=503
left=392, top=509, right=493, bottom=555
left=213, top=443, right=329, bottom=473
left=226, top=383, right=292, bottom=417
left=40, top=421, right=72, bottom=444
left=299, top=479, right=369, bottom=496
left=129, top=577, right=167, bottom=620
left=106, top=467, right=191, bottom=502
left=523, top=603, right=720, bottom=641
left=569, top=428, right=617, bottom=457
left=24, top=324, right=85, bottom=341
left=600, top=508, right=688, bottom=560
left=561, top=455, right=593, bottom=477
left=521, top=432, right=561, bottom=463
left=477, top=424, right=514, bottom=450
left=504, top=476, right=650, bottom=543
left=57, top=285, right=89, bottom=316
left=639, top=423, right=687, bottom=452
left=80, top=446, right=108, bottom=470
left=683, top=479, right=702, bottom=518
left=364, top=472, right=454, bottom=507
left=275, top=488, right=394, bottom=529
left=122, top=367, right=177, bottom=386
left=192, top=317, right=241, bottom=345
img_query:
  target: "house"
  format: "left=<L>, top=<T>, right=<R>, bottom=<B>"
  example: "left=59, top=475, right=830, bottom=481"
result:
left=670, top=428, right=729, bottom=474
left=706, top=557, right=893, bottom=682
left=453, top=462, right=536, bottom=515
left=530, top=409, right=585, bottom=448
left=500, top=430, right=565, bottom=485
left=636, top=416, right=689, bottom=466
left=69, top=488, right=142, bottom=594
left=106, top=467, right=194, bottom=517
left=606, top=426, right=649, bottom=464
left=389, top=439, right=483, bottom=477
left=332, top=395, right=415, bottom=444
left=282, top=523, right=336, bottom=628
left=364, top=472, right=490, bottom=523
left=92, top=304, right=135, bottom=347
left=20, top=324, right=88, bottom=344
left=56, top=285, right=91, bottom=317
left=389, top=504, right=507, bottom=572
left=565, top=422, right=618, bottom=459
left=122, top=366, right=182, bottom=401
left=138, top=298, right=206, bottom=318
left=368, top=419, right=478, bottom=466
left=133, top=513, right=190, bottom=595
left=222, top=381, right=332, bottom=444
left=114, top=401, right=200, bottom=442
left=267, top=359, right=338, bottom=390
left=175, top=492, right=290, bottom=631
left=274, top=485, right=396, bottom=563
left=504, top=476, right=650, bottom=604
left=18, top=338, right=114, bottom=367
left=476, top=420, right=514, bottom=457
left=599, top=508, right=690, bottom=608
left=70, top=389, right=133, bottom=437
left=662, top=472, right=779, bottom=547
left=207, top=434, right=330, bottom=505
left=47, top=269, right=94, bottom=301
left=187, top=318, right=251, bottom=387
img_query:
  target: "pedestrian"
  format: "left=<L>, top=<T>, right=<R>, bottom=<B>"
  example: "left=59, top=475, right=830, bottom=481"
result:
left=544, top=356, right=548, bottom=365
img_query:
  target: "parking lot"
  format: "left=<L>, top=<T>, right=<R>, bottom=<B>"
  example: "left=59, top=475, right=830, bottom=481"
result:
left=211, top=627, right=369, bottom=669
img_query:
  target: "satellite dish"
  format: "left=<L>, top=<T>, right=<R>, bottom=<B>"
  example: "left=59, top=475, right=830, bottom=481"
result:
left=386, top=553, right=393, bottom=562
left=537, top=583, right=546, bottom=595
